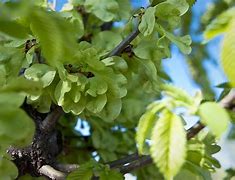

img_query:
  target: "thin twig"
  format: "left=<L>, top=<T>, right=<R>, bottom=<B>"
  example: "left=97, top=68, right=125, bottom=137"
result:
left=104, top=26, right=140, bottom=58
left=119, top=155, right=152, bottom=174
left=108, top=152, right=139, bottom=168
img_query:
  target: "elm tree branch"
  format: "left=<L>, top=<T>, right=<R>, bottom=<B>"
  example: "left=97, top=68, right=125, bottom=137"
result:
left=41, top=106, right=64, bottom=132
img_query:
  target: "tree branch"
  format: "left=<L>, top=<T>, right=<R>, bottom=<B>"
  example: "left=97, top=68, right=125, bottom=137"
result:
left=39, top=165, right=66, bottom=180
left=104, top=26, right=140, bottom=58
left=41, top=106, right=64, bottom=132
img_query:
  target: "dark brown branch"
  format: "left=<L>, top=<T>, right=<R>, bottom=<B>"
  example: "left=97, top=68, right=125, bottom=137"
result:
left=41, top=106, right=64, bottom=132
left=186, top=121, right=205, bottom=140
left=108, top=152, right=139, bottom=168
left=104, top=26, right=140, bottom=58
left=119, top=155, right=152, bottom=174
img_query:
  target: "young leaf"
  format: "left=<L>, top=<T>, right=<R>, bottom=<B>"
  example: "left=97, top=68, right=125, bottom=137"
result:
left=198, top=102, right=230, bottom=137
left=221, top=19, right=235, bottom=87
left=150, top=111, right=187, bottom=180
left=136, top=102, right=165, bottom=154
left=139, top=7, right=156, bottom=36
left=24, top=64, right=56, bottom=88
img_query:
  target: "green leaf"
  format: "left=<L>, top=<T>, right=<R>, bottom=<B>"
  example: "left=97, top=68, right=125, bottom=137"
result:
left=86, top=94, right=107, bottom=113
left=155, top=2, right=180, bottom=20
left=135, top=57, right=158, bottom=83
left=0, top=107, right=35, bottom=147
left=167, top=0, right=189, bottom=16
left=24, top=64, right=56, bottom=87
left=198, top=102, right=230, bottom=137
left=92, top=31, right=122, bottom=55
left=84, top=0, right=119, bottom=22
left=30, top=8, right=78, bottom=66
left=164, top=31, right=192, bottom=54
left=0, top=93, right=25, bottom=107
left=150, top=111, right=186, bottom=180
left=67, top=163, right=93, bottom=180
left=54, top=80, right=72, bottom=106
left=221, top=19, right=235, bottom=87
left=100, top=169, right=123, bottom=180
left=0, top=18, right=29, bottom=39
left=204, top=7, right=235, bottom=40
left=0, top=158, right=18, bottom=180
left=139, top=7, right=156, bottom=36
left=87, top=77, right=108, bottom=97
left=98, top=97, right=122, bottom=122
left=136, top=102, right=165, bottom=154
left=0, top=77, right=42, bottom=96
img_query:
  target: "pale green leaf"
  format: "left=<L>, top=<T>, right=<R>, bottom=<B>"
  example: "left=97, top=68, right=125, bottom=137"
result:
left=161, top=84, right=194, bottom=106
left=54, top=80, right=72, bottom=106
left=221, top=19, right=235, bottom=87
left=204, top=7, right=235, bottom=40
left=24, top=64, right=56, bottom=87
left=136, top=102, right=165, bottom=154
left=139, top=7, right=156, bottom=36
left=150, top=111, right=187, bottom=180
left=198, top=102, right=230, bottom=137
